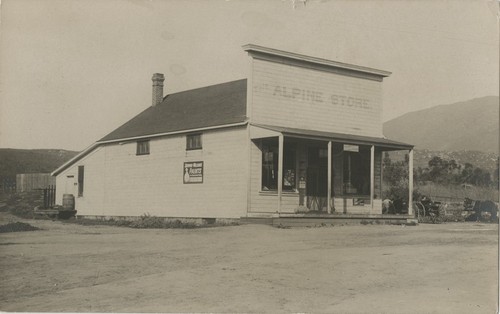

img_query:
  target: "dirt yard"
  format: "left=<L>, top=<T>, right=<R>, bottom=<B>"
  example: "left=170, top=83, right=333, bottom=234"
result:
left=0, top=213, right=497, bottom=313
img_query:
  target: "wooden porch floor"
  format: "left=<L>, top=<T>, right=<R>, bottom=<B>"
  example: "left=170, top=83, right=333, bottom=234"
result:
left=241, top=213, right=415, bottom=227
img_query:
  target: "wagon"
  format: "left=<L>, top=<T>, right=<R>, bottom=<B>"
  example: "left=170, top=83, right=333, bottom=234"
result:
left=413, top=196, right=443, bottom=223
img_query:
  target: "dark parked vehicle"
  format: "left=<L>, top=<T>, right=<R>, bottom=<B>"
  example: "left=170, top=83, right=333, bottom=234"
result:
left=464, top=198, right=498, bottom=222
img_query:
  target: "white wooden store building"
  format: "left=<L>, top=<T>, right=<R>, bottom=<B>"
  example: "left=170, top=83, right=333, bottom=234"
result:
left=52, top=45, right=414, bottom=222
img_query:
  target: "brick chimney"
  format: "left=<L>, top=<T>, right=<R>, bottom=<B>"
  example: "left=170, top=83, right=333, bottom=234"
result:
left=152, top=73, right=165, bottom=107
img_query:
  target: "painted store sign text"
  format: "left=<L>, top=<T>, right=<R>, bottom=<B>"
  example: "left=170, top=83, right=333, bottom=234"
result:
left=269, top=85, right=371, bottom=110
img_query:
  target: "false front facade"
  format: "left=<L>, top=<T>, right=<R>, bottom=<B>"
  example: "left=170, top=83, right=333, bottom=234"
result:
left=52, top=44, right=413, bottom=220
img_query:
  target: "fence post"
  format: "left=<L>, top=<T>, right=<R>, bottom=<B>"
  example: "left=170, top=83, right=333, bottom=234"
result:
left=51, top=185, right=56, bottom=207
left=48, top=186, right=52, bottom=208
left=43, top=188, right=48, bottom=208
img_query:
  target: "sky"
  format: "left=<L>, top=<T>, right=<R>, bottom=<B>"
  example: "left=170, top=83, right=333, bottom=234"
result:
left=1, top=0, right=498, bottom=151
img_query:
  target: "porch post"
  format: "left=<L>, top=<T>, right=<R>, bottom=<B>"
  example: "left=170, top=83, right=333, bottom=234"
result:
left=277, top=134, right=284, bottom=215
left=327, top=141, right=332, bottom=214
left=370, top=145, right=375, bottom=210
left=408, top=149, right=414, bottom=215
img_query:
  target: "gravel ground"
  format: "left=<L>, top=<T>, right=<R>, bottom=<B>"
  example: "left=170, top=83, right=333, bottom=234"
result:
left=0, top=212, right=497, bottom=313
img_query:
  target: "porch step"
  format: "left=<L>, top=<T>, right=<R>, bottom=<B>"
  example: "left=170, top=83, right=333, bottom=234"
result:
left=406, top=218, right=419, bottom=226
left=240, top=217, right=275, bottom=225
left=240, top=215, right=412, bottom=227
left=274, top=217, right=409, bottom=227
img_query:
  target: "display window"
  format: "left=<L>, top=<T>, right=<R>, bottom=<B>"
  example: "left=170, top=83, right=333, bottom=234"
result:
left=261, top=139, right=296, bottom=191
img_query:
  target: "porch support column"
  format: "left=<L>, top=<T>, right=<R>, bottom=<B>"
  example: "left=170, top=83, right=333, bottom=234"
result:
left=370, top=145, right=375, bottom=210
left=327, top=141, right=332, bottom=214
left=408, top=149, right=414, bottom=215
left=277, top=134, right=284, bottom=215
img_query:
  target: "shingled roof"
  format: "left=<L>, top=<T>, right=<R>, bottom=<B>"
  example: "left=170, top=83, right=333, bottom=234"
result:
left=100, top=79, right=248, bottom=142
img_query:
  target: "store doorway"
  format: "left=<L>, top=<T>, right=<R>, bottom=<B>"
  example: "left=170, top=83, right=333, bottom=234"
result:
left=306, top=146, right=328, bottom=211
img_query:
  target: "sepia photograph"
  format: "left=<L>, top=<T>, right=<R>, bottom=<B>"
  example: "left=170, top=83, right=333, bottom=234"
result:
left=0, top=0, right=498, bottom=313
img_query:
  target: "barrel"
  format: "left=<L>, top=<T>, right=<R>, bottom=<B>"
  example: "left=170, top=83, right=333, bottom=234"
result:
left=62, top=194, right=75, bottom=211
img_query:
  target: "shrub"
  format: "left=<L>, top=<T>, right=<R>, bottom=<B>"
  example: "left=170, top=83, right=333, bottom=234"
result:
left=1, top=191, right=43, bottom=219
left=127, top=214, right=198, bottom=229
left=66, top=214, right=238, bottom=229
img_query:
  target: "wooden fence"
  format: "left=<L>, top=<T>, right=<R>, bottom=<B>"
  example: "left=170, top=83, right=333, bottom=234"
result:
left=42, top=185, right=56, bottom=208
left=16, top=173, right=56, bottom=192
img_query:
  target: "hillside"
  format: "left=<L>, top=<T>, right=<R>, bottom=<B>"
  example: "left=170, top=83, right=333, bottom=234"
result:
left=0, top=149, right=79, bottom=183
left=383, top=96, right=499, bottom=153
left=389, top=149, right=498, bottom=175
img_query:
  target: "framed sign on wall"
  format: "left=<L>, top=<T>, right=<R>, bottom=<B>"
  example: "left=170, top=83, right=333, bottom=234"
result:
left=183, top=161, right=203, bottom=184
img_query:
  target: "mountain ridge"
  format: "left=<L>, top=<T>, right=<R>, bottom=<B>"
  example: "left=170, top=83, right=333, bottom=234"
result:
left=0, top=149, right=79, bottom=184
left=383, top=96, right=499, bottom=153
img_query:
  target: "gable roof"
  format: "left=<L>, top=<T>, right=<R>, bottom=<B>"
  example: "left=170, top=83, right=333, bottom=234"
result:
left=100, top=79, right=248, bottom=142
left=52, top=79, right=248, bottom=176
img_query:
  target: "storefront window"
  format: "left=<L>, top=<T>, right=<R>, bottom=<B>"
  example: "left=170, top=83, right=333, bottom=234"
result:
left=343, top=147, right=370, bottom=195
left=261, top=139, right=296, bottom=191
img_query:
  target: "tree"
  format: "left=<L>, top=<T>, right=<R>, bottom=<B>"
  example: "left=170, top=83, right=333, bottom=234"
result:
left=470, top=168, right=491, bottom=186
left=493, top=158, right=499, bottom=189
left=460, top=163, right=474, bottom=183
left=382, top=153, right=409, bottom=201
left=383, top=152, right=391, bottom=167
left=427, top=156, right=452, bottom=183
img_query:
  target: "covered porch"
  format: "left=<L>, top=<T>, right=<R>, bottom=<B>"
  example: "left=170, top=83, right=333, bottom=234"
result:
left=248, top=124, right=414, bottom=219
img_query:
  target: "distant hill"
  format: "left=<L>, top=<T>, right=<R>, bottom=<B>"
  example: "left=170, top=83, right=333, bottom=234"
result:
left=0, top=149, right=79, bottom=183
left=383, top=96, right=499, bottom=153
left=389, top=149, right=498, bottom=175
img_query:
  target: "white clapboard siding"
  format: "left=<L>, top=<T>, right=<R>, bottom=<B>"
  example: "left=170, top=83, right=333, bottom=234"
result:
left=251, top=59, right=383, bottom=137
left=281, top=193, right=300, bottom=213
left=56, top=126, right=248, bottom=218
left=55, top=146, right=105, bottom=213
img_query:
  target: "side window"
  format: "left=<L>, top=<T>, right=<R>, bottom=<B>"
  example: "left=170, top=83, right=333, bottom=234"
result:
left=78, top=166, right=84, bottom=197
left=261, top=142, right=278, bottom=191
left=186, top=134, right=202, bottom=150
left=136, top=140, right=150, bottom=155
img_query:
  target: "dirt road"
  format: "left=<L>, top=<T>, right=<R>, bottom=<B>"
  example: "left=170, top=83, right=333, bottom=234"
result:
left=0, top=213, right=497, bottom=313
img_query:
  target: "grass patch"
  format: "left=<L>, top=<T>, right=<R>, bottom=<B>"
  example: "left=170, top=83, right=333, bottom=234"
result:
left=129, top=215, right=198, bottom=229
left=416, top=182, right=498, bottom=202
left=0, top=191, right=43, bottom=219
left=66, top=214, right=239, bottom=229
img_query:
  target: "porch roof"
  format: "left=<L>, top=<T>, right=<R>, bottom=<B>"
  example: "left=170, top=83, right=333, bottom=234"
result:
left=251, top=124, right=413, bottom=150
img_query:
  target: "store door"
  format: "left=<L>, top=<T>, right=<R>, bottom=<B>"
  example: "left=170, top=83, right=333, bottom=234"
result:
left=306, top=147, right=328, bottom=211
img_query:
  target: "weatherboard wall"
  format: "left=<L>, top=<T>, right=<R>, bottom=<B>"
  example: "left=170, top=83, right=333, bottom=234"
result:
left=249, top=58, right=383, bottom=137
left=55, top=146, right=106, bottom=214
left=55, top=126, right=248, bottom=218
